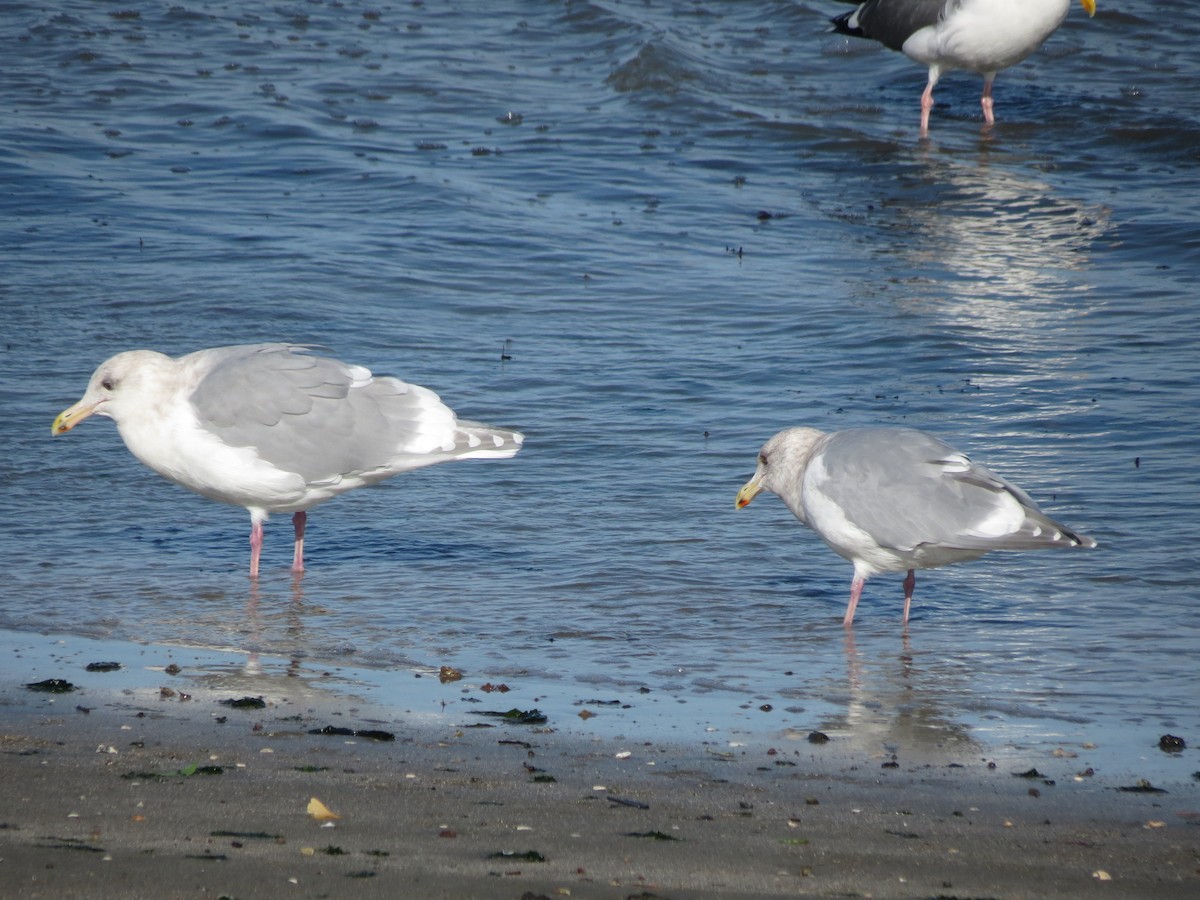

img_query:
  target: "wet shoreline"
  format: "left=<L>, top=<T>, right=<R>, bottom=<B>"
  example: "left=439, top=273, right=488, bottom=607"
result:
left=1, top=630, right=1196, bottom=899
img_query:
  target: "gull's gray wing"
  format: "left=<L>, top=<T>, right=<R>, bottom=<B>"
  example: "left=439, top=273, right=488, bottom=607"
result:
left=187, top=344, right=456, bottom=484
left=810, top=428, right=1089, bottom=553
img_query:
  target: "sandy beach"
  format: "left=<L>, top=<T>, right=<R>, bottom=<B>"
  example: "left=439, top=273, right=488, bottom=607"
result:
left=1, top=637, right=1196, bottom=900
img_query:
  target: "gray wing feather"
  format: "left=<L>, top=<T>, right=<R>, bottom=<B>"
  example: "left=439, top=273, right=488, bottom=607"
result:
left=192, top=345, right=344, bottom=427
left=188, top=344, right=461, bottom=484
left=815, top=428, right=1089, bottom=552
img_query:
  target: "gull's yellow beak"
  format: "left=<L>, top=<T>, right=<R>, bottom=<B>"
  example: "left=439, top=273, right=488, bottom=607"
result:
left=735, top=478, right=762, bottom=509
left=52, top=399, right=98, bottom=435
left=1081, top=0, right=1096, bottom=16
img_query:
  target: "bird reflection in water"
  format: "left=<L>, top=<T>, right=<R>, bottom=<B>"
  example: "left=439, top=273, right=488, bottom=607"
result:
left=787, top=628, right=981, bottom=763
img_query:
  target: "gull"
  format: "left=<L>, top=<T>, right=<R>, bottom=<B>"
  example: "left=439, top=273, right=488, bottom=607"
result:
left=53, top=343, right=523, bottom=577
left=736, top=426, right=1095, bottom=625
left=831, top=0, right=1097, bottom=134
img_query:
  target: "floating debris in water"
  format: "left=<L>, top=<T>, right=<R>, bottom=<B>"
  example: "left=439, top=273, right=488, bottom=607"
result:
left=625, top=831, right=679, bottom=841
left=1116, top=780, right=1168, bottom=794
left=38, top=837, right=106, bottom=854
left=1158, top=734, right=1186, bottom=752
left=607, top=795, right=649, bottom=810
left=471, top=708, right=547, bottom=725
left=308, top=725, right=396, bottom=742
left=487, top=849, right=545, bottom=862
left=219, top=696, right=265, bottom=709
left=211, top=830, right=280, bottom=840
left=122, top=764, right=224, bottom=781
left=25, top=679, right=75, bottom=693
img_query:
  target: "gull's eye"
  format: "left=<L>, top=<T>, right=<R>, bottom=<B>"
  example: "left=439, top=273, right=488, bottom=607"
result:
left=101, top=377, right=115, bottom=391
left=758, top=452, right=768, bottom=466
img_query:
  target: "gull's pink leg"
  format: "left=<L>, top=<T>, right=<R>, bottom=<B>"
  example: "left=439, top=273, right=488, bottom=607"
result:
left=249, top=521, right=263, bottom=579
left=980, top=74, right=996, bottom=125
left=902, top=569, right=916, bottom=625
left=291, top=511, right=307, bottom=573
left=919, top=65, right=941, bottom=136
left=843, top=575, right=866, bottom=627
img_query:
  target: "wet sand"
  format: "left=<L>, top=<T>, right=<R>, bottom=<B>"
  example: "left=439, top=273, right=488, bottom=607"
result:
left=1, top=662, right=1196, bottom=900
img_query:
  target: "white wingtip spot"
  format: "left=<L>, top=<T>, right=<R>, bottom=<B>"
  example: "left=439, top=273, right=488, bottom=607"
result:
left=467, top=434, right=482, bottom=448
left=347, top=364, right=374, bottom=387
left=1031, top=525, right=1043, bottom=537
left=941, top=454, right=971, bottom=473
left=492, top=435, right=504, bottom=448
left=514, top=433, right=524, bottom=445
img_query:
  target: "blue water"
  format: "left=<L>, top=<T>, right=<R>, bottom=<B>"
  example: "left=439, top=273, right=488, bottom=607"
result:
left=2, top=1, right=1197, bottom=781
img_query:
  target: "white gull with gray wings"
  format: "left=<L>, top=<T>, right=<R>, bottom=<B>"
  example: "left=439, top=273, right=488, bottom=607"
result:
left=831, top=0, right=1097, bottom=133
left=736, top=426, right=1095, bottom=626
left=53, top=343, right=524, bottom=577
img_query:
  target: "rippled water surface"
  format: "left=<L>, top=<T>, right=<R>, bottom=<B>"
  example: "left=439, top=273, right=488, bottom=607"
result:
left=2, top=1, right=1197, bottom=779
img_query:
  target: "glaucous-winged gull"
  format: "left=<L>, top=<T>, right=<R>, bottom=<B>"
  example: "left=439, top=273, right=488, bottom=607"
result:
left=735, top=426, right=1095, bottom=626
left=52, top=343, right=524, bottom=577
left=831, top=0, right=1097, bottom=134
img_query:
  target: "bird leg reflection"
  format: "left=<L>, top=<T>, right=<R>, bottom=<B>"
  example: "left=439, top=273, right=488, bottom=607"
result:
left=842, top=626, right=861, bottom=693
left=287, top=572, right=305, bottom=677
left=244, top=571, right=305, bottom=679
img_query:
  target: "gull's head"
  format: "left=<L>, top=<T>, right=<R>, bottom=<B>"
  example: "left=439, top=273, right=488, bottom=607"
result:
left=52, top=350, right=170, bottom=435
left=735, top=427, right=826, bottom=509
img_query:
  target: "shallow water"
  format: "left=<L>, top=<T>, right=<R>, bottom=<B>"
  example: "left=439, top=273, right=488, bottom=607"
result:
left=2, top=1, right=1197, bottom=780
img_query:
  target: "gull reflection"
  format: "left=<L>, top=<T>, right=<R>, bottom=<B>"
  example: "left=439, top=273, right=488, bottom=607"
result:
left=152, top=574, right=372, bottom=708
left=785, top=627, right=980, bottom=762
